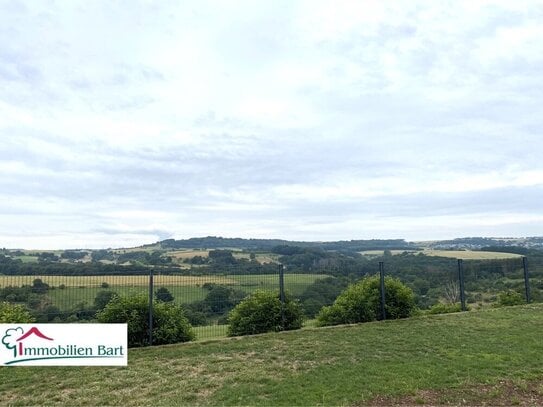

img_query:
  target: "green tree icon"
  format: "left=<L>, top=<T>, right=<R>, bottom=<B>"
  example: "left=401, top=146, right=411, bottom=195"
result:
left=2, top=327, right=23, bottom=358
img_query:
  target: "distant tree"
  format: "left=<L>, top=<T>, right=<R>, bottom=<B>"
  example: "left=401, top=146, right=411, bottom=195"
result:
left=271, top=245, right=306, bottom=255
left=208, top=250, right=237, bottom=265
left=188, top=255, right=207, bottom=264
left=91, top=250, right=114, bottom=262
left=300, top=277, right=349, bottom=317
left=155, top=287, right=174, bottom=303
left=94, top=290, right=118, bottom=311
left=203, top=285, right=245, bottom=313
left=31, top=278, right=49, bottom=294
left=61, top=251, right=87, bottom=260
left=38, top=252, right=59, bottom=262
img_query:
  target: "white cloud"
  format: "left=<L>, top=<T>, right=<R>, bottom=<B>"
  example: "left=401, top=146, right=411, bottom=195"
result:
left=1, top=0, right=542, bottom=248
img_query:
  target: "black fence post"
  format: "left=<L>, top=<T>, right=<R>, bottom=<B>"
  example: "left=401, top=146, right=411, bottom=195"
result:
left=279, top=264, right=286, bottom=330
left=379, top=261, right=386, bottom=320
left=522, top=257, right=531, bottom=303
left=457, top=259, right=467, bottom=311
left=148, top=269, right=154, bottom=346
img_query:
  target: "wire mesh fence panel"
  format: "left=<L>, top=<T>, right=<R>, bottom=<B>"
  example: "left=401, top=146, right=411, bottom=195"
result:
left=2, top=254, right=542, bottom=345
left=0, top=274, right=148, bottom=322
left=527, top=255, right=543, bottom=303
left=371, top=255, right=459, bottom=311
left=170, top=265, right=281, bottom=340
left=462, top=257, right=527, bottom=307
left=292, top=265, right=362, bottom=326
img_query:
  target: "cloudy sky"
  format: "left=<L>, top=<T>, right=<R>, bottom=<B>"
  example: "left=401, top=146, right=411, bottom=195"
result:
left=1, top=0, right=542, bottom=249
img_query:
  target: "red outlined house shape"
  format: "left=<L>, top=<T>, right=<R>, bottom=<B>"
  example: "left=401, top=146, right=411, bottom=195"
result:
left=16, top=327, right=54, bottom=356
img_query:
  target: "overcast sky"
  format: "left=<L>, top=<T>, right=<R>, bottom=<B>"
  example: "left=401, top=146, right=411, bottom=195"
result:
left=1, top=0, right=543, bottom=249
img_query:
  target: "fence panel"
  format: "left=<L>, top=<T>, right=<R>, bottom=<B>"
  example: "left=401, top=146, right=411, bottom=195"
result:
left=1, top=255, right=541, bottom=345
left=462, top=257, right=527, bottom=307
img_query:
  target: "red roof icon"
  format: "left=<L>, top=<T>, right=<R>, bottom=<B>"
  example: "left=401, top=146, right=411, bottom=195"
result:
left=16, top=327, right=54, bottom=342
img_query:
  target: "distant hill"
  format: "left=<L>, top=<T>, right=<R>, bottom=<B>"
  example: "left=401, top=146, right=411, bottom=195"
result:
left=150, top=236, right=417, bottom=252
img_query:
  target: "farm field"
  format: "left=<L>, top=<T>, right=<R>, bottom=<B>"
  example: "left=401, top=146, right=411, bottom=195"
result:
left=423, top=249, right=523, bottom=260
left=13, top=255, right=39, bottom=263
left=231, top=252, right=279, bottom=264
left=167, top=249, right=280, bottom=265
left=1, top=304, right=542, bottom=405
left=0, top=275, right=236, bottom=288
left=168, top=249, right=210, bottom=260
left=360, top=249, right=522, bottom=260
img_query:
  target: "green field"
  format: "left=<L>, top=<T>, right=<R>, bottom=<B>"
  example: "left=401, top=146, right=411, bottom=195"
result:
left=1, top=304, right=542, bottom=405
left=0, top=275, right=236, bottom=288
left=1, top=274, right=328, bottom=311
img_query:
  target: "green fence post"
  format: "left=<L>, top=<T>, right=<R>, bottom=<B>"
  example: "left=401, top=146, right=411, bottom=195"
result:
left=148, top=269, right=154, bottom=346
left=379, top=261, right=386, bottom=320
left=457, top=259, right=467, bottom=311
left=523, top=257, right=531, bottom=303
left=279, top=264, right=286, bottom=330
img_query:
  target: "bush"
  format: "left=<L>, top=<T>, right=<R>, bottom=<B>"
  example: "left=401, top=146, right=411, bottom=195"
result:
left=497, top=290, right=525, bottom=307
left=227, top=290, right=303, bottom=337
left=316, top=275, right=416, bottom=327
left=427, top=302, right=464, bottom=314
left=0, top=301, right=35, bottom=323
left=97, top=294, right=194, bottom=347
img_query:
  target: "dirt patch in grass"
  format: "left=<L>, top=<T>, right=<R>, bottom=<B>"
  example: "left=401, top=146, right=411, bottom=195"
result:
left=365, top=378, right=543, bottom=406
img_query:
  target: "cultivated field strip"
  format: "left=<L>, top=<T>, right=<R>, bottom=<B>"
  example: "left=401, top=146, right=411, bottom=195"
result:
left=0, top=275, right=236, bottom=288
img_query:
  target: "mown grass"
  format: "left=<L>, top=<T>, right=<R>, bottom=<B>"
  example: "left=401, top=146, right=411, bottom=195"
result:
left=1, top=304, right=542, bottom=405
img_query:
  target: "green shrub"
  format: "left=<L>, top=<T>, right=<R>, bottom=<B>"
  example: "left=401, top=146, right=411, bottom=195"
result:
left=316, top=275, right=416, bottom=327
left=427, top=302, right=464, bottom=314
left=97, top=294, right=194, bottom=347
left=227, top=290, right=303, bottom=337
left=0, top=301, right=35, bottom=323
left=497, top=290, right=525, bottom=307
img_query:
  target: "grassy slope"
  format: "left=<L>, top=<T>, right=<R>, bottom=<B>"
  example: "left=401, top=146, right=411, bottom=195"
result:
left=1, top=305, right=543, bottom=406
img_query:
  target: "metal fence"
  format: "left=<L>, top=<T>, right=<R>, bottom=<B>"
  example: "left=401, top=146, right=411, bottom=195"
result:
left=0, top=256, right=540, bottom=345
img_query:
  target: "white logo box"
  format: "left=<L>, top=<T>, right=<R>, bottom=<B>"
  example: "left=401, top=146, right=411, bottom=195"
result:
left=0, top=324, right=127, bottom=366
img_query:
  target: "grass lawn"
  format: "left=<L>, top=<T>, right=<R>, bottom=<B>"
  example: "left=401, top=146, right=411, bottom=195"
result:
left=1, top=304, right=542, bottom=405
